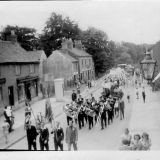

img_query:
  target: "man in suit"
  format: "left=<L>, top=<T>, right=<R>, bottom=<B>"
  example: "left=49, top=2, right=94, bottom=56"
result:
left=66, top=120, right=78, bottom=151
left=71, top=90, right=77, bottom=102
left=39, top=123, right=49, bottom=150
left=26, top=122, right=38, bottom=150
left=100, top=102, right=107, bottom=130
left=51, top=121, right=64, bottom=151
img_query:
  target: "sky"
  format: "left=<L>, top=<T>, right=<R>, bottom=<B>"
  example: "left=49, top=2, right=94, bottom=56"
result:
left=1, top=1, right=160, bottom=44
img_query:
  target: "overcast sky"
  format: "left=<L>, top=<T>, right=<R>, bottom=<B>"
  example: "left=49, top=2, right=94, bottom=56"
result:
left=1, top=1, right=160, bottom=44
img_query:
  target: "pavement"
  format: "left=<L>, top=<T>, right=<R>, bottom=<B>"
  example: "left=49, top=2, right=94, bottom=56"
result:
left=129, top=85, right=160, bottom=150
left=0, top=78, right=103, bottom=149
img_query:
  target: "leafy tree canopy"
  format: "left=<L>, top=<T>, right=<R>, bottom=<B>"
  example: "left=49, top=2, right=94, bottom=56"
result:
left=1, top=25, right=39, bottom=51
left=81, top=27, right=115, bottom=76
left=40, top=12, right=81, bottom=57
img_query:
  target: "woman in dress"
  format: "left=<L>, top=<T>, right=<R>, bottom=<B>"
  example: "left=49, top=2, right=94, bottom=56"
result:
left=130, top=134, right=142, bottom=150
left=141, top=132, right=151, bottom=150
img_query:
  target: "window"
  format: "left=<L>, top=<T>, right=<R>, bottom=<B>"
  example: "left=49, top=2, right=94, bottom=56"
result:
left=17, top=84, right=25, bottom=102
left=0, top=86, right=3, bottom=102
left=30, top=64, right=35, bottom=73
left=15, top=65, right=21, bottom=75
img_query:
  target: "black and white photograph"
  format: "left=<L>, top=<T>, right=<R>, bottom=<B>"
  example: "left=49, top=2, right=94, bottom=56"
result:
left=0, top=0, right=160, bottom=151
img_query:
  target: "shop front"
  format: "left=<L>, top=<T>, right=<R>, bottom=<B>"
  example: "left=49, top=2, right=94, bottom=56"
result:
left=17, top=76, right=39, bottom=102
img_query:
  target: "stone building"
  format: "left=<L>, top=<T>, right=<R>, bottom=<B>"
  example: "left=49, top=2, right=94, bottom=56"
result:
left=0, top=38, right=45, bottom=115
left=61, top=39, right=95, bottom=83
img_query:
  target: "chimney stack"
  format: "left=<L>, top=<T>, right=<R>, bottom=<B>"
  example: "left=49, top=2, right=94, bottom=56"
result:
left=7, top=30, right=17, bottom=43
left=74, top=40, right=83, bottom=50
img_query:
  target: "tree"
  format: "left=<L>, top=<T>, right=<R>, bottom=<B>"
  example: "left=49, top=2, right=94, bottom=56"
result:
left=1, top=25, right=39, bottom=51
left=81, top=27, right=115, bottom=76
left=40, top=12, right=81, bottom=57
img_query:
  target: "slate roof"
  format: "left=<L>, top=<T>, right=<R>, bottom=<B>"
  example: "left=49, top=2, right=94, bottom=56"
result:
left=59, top=50, right=78, bottom=62
left=0, top=40, right=41, bottom=64
left=68, top=48, right=92, bottom=57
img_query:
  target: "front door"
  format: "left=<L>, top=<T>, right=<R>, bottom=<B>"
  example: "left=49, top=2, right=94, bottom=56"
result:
left=8, top=86, right=14, bottom=106
left=25, top=83, right=31, bottom=101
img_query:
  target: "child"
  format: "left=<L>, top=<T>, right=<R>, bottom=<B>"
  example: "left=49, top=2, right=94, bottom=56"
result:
left=2, top=120, right=10, bottom=144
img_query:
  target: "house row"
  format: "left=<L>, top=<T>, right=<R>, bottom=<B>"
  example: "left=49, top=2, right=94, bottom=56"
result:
left=0, top=33, right=46, bottom=115
left=43, top=38, right=95, bottom=90
left=0, top=33, right=95, bottom=115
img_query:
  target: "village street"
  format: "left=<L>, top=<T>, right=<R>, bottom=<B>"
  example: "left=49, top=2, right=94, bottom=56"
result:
left=0, top=77, right=159, bottom=150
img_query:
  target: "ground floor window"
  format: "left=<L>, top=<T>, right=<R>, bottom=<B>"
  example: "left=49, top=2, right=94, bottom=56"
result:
left=17, top=83, right=25, bottom=102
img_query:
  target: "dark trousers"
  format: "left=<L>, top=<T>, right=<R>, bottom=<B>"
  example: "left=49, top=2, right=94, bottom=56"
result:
left=88, top=116, right=93, bottom=129
left=67, top=116, right=72, bottom=125
left=78, top=114, right=84, bottom=129
left=101, top=116, right=107, bottom=129
left=54, top=141, right=63, bottom=151
left=142, top=95, right=146, bottom=103
left=108, top=111, right=113, bottom=125
left=28, top=141, right=37, bottom=150
left=6, top=119, right=12, bottom=132
left=40, top=141, right=49, bottom=150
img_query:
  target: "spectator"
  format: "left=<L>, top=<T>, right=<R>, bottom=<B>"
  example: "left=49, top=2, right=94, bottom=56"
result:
left=2, top=120, right=10, bottom=144
left=66, top=120, right=78, bottom=151
left=4, top=106, right=14, bottom=133
left=141, top=132, right=151, bottom=150
left=142, top=87, right=146, bottom=103
left=131, top=134, right=142, bottom=150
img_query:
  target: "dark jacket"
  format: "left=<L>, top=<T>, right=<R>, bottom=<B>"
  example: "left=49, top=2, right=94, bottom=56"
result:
left=72, top=93, right=77, bottom=101
left=53, top=127, right=64, bottom=143
left=39, top=127, right=49, bottom=143
left=26, top=125, right=38, bottom=143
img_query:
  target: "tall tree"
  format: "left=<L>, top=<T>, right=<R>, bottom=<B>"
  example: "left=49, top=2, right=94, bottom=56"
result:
left=1, top=25, right=39, bottom=51
left=40, top=12, right=81, bottom=57
left=81, top=27, right=114, bottom=76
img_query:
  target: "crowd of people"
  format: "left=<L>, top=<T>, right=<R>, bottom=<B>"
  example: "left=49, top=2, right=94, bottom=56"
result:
left=120, top=128, right=151, bottom=150
left=1, top=68, right=152, bottom=150
left=64, top=78, right=126, bottom=132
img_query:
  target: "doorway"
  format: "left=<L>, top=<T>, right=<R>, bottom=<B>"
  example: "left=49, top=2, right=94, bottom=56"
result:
left=25, top=83, right=31, bottom=101
left=8, top=86, right=14, bottom=106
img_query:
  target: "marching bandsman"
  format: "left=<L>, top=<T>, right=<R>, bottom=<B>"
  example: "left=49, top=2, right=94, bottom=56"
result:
left=100, top=101, right=107, bottom=130
left=87, top=102, right=94, bottom=130
left=107, top=95, right=114, bottom=125
left=72, top=90, right=77, bottom=102
left=78, top=106, right=84, bottom=129
left=77, top=94, right=84, bottom=106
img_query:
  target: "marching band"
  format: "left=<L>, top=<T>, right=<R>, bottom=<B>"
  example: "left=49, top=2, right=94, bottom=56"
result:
left=64, top=88, right=124, bottom=130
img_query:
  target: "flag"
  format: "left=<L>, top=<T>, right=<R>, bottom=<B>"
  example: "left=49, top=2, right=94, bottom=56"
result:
left=45, top=98, right=54, bottom=123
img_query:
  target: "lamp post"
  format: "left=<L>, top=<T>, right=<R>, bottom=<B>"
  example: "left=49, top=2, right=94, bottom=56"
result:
left=140, top=50, right=156, bottom=84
